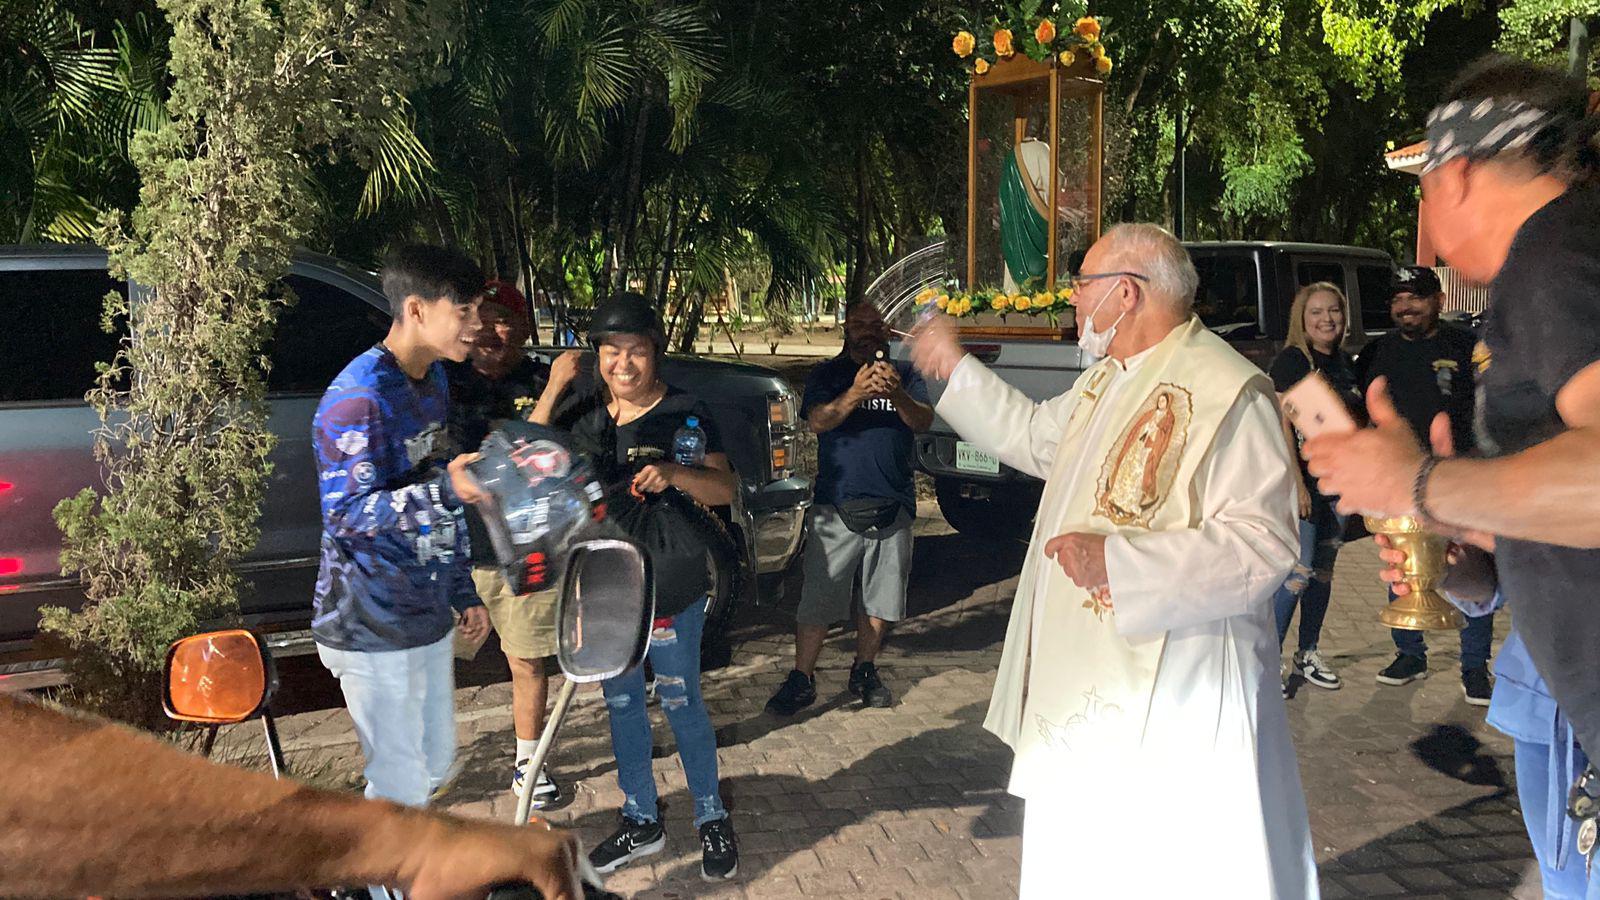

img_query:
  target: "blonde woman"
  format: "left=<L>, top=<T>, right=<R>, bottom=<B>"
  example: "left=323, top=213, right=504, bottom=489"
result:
left=1270, top=281, right=1363, bottom=695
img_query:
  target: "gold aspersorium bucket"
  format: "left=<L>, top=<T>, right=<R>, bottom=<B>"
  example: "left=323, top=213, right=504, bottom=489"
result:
left=1365, top=515, right=1466, bottom=632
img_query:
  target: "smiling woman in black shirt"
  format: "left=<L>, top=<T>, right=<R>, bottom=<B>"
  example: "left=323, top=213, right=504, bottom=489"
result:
left=528, top=292, right=740, bottom=882
left=1266, top=281, right=1361, bottom=695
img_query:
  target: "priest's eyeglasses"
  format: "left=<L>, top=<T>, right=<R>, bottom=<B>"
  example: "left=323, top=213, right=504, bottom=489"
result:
left=1068, top=271, right=1150, bottom=292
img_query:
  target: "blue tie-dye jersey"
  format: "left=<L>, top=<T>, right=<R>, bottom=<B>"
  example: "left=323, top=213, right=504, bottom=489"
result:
left=311, top=345, right=481, bottom=652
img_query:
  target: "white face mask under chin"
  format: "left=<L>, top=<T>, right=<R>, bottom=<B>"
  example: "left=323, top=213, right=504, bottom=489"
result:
left=1077, top=282, right=1127, bottom=363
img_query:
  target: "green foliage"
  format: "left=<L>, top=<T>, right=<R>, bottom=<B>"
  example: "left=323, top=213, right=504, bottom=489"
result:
left=45, top=0, right=449, bottom=726
left=1499, top=0, right=1600, bottom=68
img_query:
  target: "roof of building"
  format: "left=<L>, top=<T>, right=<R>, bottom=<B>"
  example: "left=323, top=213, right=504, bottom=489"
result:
left=1385, top=140, right=1427, bottom=176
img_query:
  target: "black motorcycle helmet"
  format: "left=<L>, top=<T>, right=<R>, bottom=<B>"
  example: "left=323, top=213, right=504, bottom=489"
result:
left=588, top=291, right=667, bottom=358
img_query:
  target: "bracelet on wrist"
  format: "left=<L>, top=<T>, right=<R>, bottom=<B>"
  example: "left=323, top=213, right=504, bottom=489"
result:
left=1411, top=455, right=1445, bottom=528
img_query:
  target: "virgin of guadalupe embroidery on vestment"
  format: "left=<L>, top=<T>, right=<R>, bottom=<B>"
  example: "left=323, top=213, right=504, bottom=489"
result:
left=1094, top=386, right=1193, bottom=527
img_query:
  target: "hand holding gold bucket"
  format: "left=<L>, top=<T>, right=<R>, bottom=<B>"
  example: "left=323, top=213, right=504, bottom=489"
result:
left=1365, top=515, right=1466, bottom=631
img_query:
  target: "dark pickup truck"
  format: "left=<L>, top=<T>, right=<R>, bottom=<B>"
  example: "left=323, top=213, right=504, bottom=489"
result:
left=0, top=244, right=811, bottom=689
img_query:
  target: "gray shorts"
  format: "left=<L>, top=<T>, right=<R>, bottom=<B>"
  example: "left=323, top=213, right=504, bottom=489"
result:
left=796, top=503, right=913, bottom=626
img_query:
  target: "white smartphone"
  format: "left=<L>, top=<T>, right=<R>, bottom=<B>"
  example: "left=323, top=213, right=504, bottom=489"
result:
left=1280, top=371, right=1357, bottom=439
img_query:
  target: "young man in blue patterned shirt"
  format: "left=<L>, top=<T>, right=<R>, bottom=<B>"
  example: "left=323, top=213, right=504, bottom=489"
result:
left=311, top=244, right=490, bottom=811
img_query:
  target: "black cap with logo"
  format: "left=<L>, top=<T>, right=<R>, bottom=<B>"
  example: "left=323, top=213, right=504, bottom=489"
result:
left=1389, top=265, right=1443, bottom=300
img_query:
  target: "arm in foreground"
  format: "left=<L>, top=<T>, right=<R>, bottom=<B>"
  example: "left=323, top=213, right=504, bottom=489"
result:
left=0, top=695, right=580, bottom=900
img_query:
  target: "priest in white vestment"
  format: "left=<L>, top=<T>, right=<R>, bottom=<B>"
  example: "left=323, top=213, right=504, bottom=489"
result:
left=911, top=223, right=1318, bottom=899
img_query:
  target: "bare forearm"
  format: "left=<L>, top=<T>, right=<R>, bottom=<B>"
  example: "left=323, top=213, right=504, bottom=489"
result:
left=672, top=458, right=737, bottom=506
left=0, top=695, right=428, bottom=898
left=527, top=381, right=572, bottom=425
left=1279, top=412, right=1306, bottom=491
left=808, top=391, right=863, bottom=434
left=1429, top=428, right=1600, bottom=547
left=890, top=389, right=934, bottom=432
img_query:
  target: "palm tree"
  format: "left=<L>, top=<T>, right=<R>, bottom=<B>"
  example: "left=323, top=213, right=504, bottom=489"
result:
left=0, top=0, right=165, bottom=242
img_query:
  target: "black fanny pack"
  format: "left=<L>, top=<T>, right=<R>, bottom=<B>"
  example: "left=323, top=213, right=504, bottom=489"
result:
left=836, top=497, right=903, bottom=534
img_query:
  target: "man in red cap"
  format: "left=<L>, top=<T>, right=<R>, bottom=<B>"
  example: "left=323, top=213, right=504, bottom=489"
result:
left=448, top=278, right=572, bottom=806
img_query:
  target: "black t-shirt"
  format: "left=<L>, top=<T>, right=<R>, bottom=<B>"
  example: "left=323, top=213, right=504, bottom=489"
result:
left=570, top=387, right=726, bottom=618
left=1478, top=185, right=1600, bottom=757
left=1269, top=346, right=1360, bottom=401
left=448, top=357, right=594, bottom=566
left=570, top=386, right=724, bottom=489
left=802, top=353, right=928, bottom=513
left=1355, top=324, right=1478, bottom=454
left=1269, top=346, right=1362, bottom=503
left=447, top=357, right=550, bottom=453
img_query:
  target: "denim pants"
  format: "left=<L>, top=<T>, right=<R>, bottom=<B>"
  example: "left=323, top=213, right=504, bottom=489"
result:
left=1272, top=501, right=1345, bottom=653
left=601, top=598, right=728, bottom=827
left=316, top=632, right=456, bottom=807
left=1515, top=739, right=1600, bottom=899
left=1391, top=588, right=1495, bottom=672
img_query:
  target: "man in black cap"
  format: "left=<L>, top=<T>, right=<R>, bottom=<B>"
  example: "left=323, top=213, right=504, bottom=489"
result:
left=1354, top=265, right=1494, bottom=704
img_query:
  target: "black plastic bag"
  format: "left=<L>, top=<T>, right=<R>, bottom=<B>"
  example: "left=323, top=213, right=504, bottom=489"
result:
left=605, top=485, right=734, bottom=618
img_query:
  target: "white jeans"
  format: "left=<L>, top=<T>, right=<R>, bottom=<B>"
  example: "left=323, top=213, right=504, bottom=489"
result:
left=316, top=632, right=456, bottom=807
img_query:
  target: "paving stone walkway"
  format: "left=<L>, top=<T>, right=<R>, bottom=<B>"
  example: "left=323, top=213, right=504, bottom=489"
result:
left=249, top=504, right=1541, bottom=899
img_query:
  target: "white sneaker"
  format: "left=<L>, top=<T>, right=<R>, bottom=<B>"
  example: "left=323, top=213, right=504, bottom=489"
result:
left=1280, top=661, right=1290, bottom=698
left=1294, top=649, right=1342, bottom=690
left=512, top=759, right=561, bottom=807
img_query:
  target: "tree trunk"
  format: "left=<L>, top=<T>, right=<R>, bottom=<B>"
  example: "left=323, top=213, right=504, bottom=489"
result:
left=845, top=139, right=871, bottom=306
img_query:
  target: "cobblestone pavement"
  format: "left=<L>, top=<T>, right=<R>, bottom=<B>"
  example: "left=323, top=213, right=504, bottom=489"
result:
left=253, top=504, right=1542, bottom=899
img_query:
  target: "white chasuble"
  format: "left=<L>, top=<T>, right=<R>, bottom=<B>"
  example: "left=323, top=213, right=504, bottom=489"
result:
left=937, top=317, right=1318, bottom=899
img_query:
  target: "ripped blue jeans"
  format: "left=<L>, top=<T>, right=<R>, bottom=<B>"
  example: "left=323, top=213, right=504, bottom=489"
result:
left=600, top=598, right=727, bottom=827
left=1272, top=500, right=1345, bottom=653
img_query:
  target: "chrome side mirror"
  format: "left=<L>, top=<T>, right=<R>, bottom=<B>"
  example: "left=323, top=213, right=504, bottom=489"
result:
left=555, top=538, right=653, bottom=682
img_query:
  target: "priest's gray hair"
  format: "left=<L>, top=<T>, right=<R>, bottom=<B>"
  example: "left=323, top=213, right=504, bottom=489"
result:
left=1102, top=223, right=1198, bottom=315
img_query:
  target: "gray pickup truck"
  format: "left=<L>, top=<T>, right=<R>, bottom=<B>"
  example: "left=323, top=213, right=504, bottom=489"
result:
left=0, top=244, right=810, bottom=689
left=884, top=240, right=1395, bottom=538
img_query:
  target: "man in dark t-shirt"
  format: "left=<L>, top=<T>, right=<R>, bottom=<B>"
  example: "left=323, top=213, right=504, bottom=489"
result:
left=1355, top=266, right=1495, bottom=703
left=445, top=280, right=566, bottom=807
left=766, top=302, right=934, bottom=715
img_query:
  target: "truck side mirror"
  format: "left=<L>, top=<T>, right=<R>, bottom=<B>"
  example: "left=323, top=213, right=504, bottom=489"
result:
left=556, top=538, right=653, bottom=682
left=163, top=629, right=277, bottom=724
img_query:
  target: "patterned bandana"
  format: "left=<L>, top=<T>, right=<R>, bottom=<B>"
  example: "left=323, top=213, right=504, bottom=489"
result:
left=1422, top=98, right=1556, bottom=174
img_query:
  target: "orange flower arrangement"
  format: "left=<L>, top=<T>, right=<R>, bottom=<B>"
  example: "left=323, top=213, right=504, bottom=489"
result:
left=948, top=12, right=1109, bottom=80
left=993, top=28, right=1015, bottom=58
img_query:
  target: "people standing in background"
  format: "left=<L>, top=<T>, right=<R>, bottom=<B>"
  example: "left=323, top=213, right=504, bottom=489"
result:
left=1353, top=265, right=1493, bottom=706
left=1268, top=282, right=1364, bottom=696
left=766, top=301, right=933, bottom=716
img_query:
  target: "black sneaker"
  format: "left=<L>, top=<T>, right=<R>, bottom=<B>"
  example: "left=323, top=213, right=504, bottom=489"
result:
left=765, top=669, right=816, bottom=716
left=587, top=817, right=665, bottom=874
left=1376, top=652, right=1428, bottom=686
left=1293, top=649, right=1342, bottom=690
left=1463, top=666, right=1493, bottom=707
left=698, top=816, right=739, bottom=881
left=848, top=660, right=894, bottom=708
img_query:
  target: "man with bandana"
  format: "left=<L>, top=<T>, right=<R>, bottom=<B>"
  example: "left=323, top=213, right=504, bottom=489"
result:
left=1352, top=265, right=1494, bottom=704
left=1306, top=56, right=1600, bottom=894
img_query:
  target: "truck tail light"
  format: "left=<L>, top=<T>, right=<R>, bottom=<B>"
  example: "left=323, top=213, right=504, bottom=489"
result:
left=766, top=390, right=799, bottom=480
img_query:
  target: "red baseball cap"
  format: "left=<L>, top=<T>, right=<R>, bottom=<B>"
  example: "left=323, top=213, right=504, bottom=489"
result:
left=481, top=279, right=530, bottom=324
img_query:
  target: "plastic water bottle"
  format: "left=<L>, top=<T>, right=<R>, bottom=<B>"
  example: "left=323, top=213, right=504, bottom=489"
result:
left=673, top=416, right=707, bottom=467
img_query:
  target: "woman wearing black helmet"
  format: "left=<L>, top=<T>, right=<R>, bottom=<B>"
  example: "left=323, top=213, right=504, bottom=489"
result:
left=529, top=291, right=739, bottom=882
